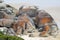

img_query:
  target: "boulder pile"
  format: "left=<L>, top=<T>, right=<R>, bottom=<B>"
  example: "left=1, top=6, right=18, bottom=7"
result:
left=0, top=1, right=58, bottom=37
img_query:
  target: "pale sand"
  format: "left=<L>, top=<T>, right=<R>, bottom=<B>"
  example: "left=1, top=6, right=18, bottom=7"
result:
left=19, top=30, right=60, bottom=40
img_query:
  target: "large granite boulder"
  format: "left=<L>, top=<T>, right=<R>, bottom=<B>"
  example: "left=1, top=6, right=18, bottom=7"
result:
left=17, top=6, right=38, bottom=18
left=34, top=10, right=58, bottom=37
left=0, top=1, right=18, bottom=19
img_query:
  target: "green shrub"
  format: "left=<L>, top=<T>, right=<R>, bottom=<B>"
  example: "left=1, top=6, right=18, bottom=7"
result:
left=8, top=36, right=24, bottom=40
left=0, top=31, right=24, bottom=40
left=0, top=31, right=4, bottom=35
left=0, top=35, right=7, bottom=40
left=0, top=35, right=24, bottom=40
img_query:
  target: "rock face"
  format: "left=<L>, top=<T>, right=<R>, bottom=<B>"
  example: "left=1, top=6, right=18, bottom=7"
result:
left=17, top=6, right=38, bottom=19
left=11, top=14, right=35, bottom=35
left=34, top=10, right=58, bottom=37
left=0, top=2, right=58, bottom=37
left=0, top=0, right=17, bottom=19
left=0, top=19, right=14, bottom=27
left=0, top=0, right=18, bottom=36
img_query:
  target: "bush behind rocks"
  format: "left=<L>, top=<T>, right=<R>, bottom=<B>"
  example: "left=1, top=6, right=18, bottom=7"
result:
left=0, top=31, right=24, bottom=40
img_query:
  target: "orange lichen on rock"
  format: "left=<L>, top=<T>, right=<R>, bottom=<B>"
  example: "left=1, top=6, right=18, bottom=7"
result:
left=40, top=17, right=51, bottom=24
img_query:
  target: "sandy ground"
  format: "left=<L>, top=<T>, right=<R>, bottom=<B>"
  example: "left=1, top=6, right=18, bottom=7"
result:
left=19, top=30, right=60, bottom=40
left=20, top=35, right=60, bottom=40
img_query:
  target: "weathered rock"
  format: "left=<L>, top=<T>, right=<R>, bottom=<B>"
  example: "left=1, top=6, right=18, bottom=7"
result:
left=0, top=19, right=14, bottom=27
left=34, top=10, right=58, bottom=37
left=0, top=0, right=18, bottom=19
left=11, top=14, right=36, bottom=35
left=17, top=6, right=38, bottom=18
